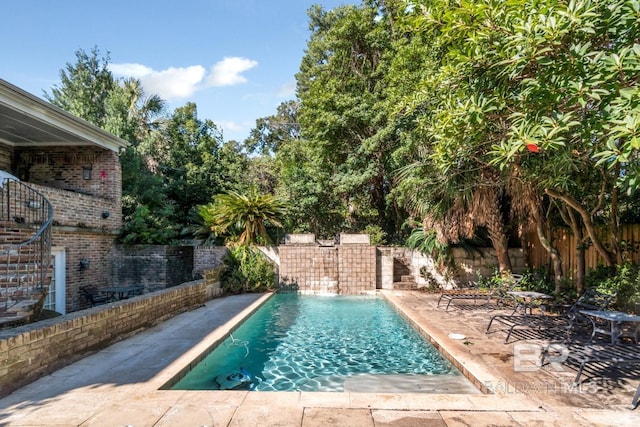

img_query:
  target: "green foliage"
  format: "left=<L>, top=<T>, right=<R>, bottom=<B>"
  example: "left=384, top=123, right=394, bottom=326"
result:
left=158, top=102, right=247, bottom=232
left=46, top=46, right=115, bottom=127
left=405, top=227, right=452, bottom=268
left=475, top=269, right=512, bottom=290
left=220, top=246, right=276, bottom=294
left=118, top=204, right=178, bottom=244
left=363, top=224, right=387, bottom=245
left=244, top=100, right=301, bottom=156
left=393, top=0, right=640, bottom=275
left=418, top=266, right=440, bottom=292
left=585, top=263, right=640, bottom=313
left=291, top=2, right=408, bottom=239
left=47, top=47, right=251, bottom=244
left=198, top=188, right=287, bottom=246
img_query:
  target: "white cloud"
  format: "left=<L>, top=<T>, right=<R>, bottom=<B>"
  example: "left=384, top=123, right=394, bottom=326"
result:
left=110, top=63, right=206, bottom=100
left=206, top=57, right=258, bottom=87
left=141, top=66, right=206, bottom=99
left=110, top=56, right=258, bottom=101
left=109, top=63, right=153, bottom=78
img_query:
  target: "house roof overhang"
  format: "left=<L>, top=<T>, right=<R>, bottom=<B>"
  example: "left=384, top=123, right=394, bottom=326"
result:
left=0, top=79, right=129, bottom=152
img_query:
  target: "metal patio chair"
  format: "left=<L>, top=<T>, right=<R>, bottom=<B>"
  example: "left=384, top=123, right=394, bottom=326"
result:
left=437, top=273, right=523, bottom=311
left=486, top=289, right=616, bottom=343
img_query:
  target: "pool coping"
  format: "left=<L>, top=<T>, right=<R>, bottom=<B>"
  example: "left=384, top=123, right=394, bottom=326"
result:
left=381, top=290, right=495, bottom=394
left=140, top=290, right=547, bottom=416
left=153, top=292, right=275, bottom=390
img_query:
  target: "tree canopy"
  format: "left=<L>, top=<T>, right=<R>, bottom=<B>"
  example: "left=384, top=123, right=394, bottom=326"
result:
left=45, top=0, right=640, bottom=290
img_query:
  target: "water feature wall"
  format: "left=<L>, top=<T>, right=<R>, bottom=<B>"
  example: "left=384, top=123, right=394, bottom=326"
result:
left=278, top=234, right=376, bottom=294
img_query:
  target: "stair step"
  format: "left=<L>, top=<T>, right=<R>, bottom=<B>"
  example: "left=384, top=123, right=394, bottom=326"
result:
left=393, top=282, right=419, bottom=290
left=400, top=275, right=415, bottom=282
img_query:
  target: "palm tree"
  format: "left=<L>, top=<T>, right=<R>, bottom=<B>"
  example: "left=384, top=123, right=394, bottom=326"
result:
left=198, top=188, right=287, bottom=246
left=399, top=157, right=514, bottom=273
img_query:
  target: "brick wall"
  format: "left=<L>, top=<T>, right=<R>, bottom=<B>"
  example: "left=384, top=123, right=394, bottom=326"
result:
left=1, top=145, right=125, bottom=314
left=54, top=230, right=119, bottom=312
left=193, top=246, right=228, bottom=278
left=0, top=280, right=217, bottom=398
left=14, top=146, right=121, bottom=203
left=32, top=184, right=122, bottom=231
left=111, top=245, right=194, bottom=292
left=0, top=144, right=12, bottom=171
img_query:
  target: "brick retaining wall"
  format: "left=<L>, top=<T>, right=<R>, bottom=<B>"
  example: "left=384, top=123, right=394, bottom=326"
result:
left=0, top=278, right=222, bottom=398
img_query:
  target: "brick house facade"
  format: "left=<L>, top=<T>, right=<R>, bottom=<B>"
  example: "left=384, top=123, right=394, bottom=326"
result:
left=1, top=79, right=128, bottom=315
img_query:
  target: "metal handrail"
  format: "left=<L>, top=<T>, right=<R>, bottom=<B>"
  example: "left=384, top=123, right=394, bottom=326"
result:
left=1, top=177, right=54, bottom=311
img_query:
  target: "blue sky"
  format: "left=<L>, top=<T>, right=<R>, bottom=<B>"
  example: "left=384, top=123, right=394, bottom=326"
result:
left=1, top=0, right=358, bottom=142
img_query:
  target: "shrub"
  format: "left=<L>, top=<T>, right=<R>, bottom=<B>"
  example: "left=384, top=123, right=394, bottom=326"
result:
left=363, top=224, right=387, bottom=246
left=585, top=263, right=640, bottom=313
left=220, top=245, right=276, bottom=294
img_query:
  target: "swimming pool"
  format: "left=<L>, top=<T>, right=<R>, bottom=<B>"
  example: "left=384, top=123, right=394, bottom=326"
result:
left=171, top=293, right=474, bottom=392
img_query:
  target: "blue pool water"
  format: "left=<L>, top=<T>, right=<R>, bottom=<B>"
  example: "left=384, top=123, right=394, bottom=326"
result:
left=171, top=293, right=461, bottom=392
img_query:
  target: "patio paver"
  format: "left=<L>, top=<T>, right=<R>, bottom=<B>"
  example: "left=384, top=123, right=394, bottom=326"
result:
left=0, top=291, right=639, bottom=426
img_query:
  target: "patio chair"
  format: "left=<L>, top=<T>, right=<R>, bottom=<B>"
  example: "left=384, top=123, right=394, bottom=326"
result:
left=541, top=341, right=640, bottom=386
left=486, top=288, right=616, bottom=343
left=631, top=382, right=640, bottom=410
left=80, top=285, right=111, bottom=306
left=437, top=273, right=523, bottom=311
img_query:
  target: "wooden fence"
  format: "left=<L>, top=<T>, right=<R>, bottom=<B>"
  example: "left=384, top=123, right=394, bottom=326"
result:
left=525, top=224, right=640, bottom=279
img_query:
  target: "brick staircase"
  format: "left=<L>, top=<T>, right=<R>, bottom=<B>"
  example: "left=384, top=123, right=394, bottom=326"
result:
left=1, top=178, right=53, bottom=328
left=392, top=257, right=418, bottom=290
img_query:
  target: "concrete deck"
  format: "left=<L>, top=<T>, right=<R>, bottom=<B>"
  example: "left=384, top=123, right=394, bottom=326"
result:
left=1, top=291, right=639, bottom=426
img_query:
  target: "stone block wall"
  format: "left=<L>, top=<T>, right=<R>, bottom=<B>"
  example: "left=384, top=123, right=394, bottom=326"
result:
left=0, top=280, right=216, bottom=398
left=278, top=234, right=526, bottom=293
left=338, top=245, right=376, bottom=293
left=278, top=241, right=376, bottom=295
left=279, top=245, right=339, bottom=293
left=339, top=233, right=371, bottom=245
left=376, top=247, right=407, bottom=290
left=284, top=233, right=316, bottom=245
left=405, top=247, right=527, bottom=289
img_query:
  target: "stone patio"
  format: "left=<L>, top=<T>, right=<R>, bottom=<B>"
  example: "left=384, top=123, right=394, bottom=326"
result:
left=0, top=291, right=638, bottom=426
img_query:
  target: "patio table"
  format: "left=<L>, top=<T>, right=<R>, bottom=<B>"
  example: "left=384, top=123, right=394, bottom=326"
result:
left=507, top=291, right=553, bottom=315
left=100, top=285, right=144, bottom=301
left=579, top=310, right=640, bottom=344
